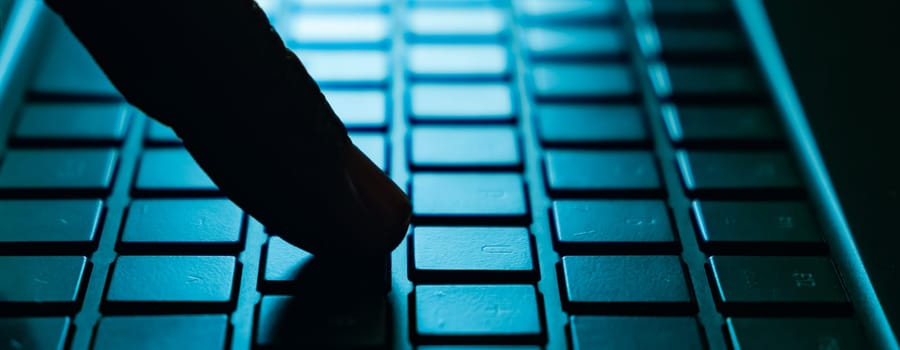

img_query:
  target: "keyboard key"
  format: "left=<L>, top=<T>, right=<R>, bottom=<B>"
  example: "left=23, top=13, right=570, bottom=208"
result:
left=256, top=294, right=389, bottom=348
left=693, top=201, right=824, bottom=254
left=104, top=255, right=235, bottom=312
left=350, top=134, right=388, bottom=171
left=544, top=150, right=661, bottom=197
left=707, top=256, right=849, bottom=314
left=662, top=104, right=781, bottom=146
left=261, top=236, right=313, bottom=289
left=569, top=316, right=705, bottom=350
left=676, top=150, right=801, bottom=197
left=0, top=317, right=70, bottom=349
left=0, top=256, right=88, bottom=313
left=145, top=119, right=182, bottom=144
left=0, top=149, right=118, bottom=196
left=412, top=227, right=535, bottom=282
left=407, top=8, right=507, bottom=40
left=419, top=347, right=540, bottom=350
left=408, top=44, right=510, bottom=80
left=651, top=63, right=763, bottom=102
left=525, top=26, right=627, bottom=60
left=411, top=173, right=528, bottom=225
left=649, top=0, right=734, bottom=26
left=134, top=149, right=218, bottom=196
left=410, top=83, right=516, bottom=123
left=560, top=256, right=694, bottom=314
left=30, top=25, right=119, bottom=97
left=294, top=0, right=387, bottom=9
left=410, top=126, right=521, bottom=170
left=533, top=63, right=637, bottom=101
left=119, top=199, right=243, bottom=252
left=0, top=199, right=103, bottom=253
left=13, top=103, right=130, bottom=145
left=414, top=285, right=543, bottom=342
left=551, top=200, right=677, bottom=254
left=286, top=14, right=390, bottom=48
left=323, top=89, right=388, bottom=130
left=640, top=27, right=747, bottom=61
left=726, top=317, right=868, bottom=350
left=535, top=104, right=648, bottom=146
left=518, top=0, right=620, bottom=23
left=298, top=50, right=390, bottom=87
left=93, top=315, right=228, bottom=350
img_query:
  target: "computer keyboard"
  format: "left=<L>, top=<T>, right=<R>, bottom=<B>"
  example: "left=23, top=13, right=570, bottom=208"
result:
left=0, top=0, right=874, bottom=349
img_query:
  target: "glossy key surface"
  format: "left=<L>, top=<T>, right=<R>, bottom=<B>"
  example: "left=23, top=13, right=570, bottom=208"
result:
left=411, top=173, right=528, bottom=225
left=286, top=13, right=390, bottom=48
left=324, top=89, right=389, bottom=130
left=119, top=199, right=243, bottom=252
left=726, top=317, right=868, bottom=350
left=412, top=226, right=535, bottom=282
left=0, top=199, right=102, bottom=252
left=693, top=200, right=823, bottom=254
left=410, top=126, right=520, bottom=170
left=677, top=150, right=801, bottom=197
left=0, top=149, right=118, bottom=196
left=93, top=315, right=228, bottom=350
left=14, top=103, right=130, bottom=144
left=414, top=285, right=542, bottom=341
left=569, top=316, right=705, bottom=350
left=350, top=133, right=388, bottom=172
left=408, top=44, right=510, bottom=80
left=134, top=149, right=218, bottom=196
left=0, top=317, right=70, bottom=350
left=30, top=26, right=119, bottom=97
left=653, top=64, right=763, bottom=101
left=552, top=200, right=677, bottom=254
left=145, top=119, right=181, bottom=145
left=535, top=104, right=647, bottom=146
left=261, top=236, right=313, bottom=290
left=299, top=50, right=390, bottom=87
left=407, top=8, right=507, bottom=40
left=662, top=104, right=781, bottom=146
left=0, top=256, right=88, bottom=313
left=525, top=26, right=627, bottom=60
left=409, top=83, right=515, bottom=123
left=518, top=0, right=620, bottom=23
left=533, top=63, right=637, bottom=101
left=647, top=28, right=746, bottom=60
left=544, top=150, right=661, bottom=197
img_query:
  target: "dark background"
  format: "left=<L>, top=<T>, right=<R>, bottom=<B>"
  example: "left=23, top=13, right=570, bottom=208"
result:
left=764, top=0, right=900, bottom=337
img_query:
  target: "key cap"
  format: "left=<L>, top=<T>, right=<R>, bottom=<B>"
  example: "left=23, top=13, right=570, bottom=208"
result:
left=533, top=63, right=637, bottom=101
left=677, top=150, right=801, bottom=197
left=13, top=103, right=130, bottom=145
left=412, top=227, right=535, bottom=282
left=411, top=173, right=528, bottom=225
left=661, top=104, right=781, bottom=146
left=707, top=256, right=849, bottom=314
left=286, top=14, right=390, bottom=48
left=93, top=315, right=227, bottom=350
left=410, top=83, right=515, bottom=123
left=256, top=294, right=389, bottom=348
left=0, top=317, right=70, bottom=350
left=323, top=89, right=388, bottom=130
left=693, top=200, right=824, bottom=254
left=552, top=200, right=677, bottom=254
left=0, top=149, right=118, bottom=197
left=104, top=255, right=235, bottom=312
left=726, top=317, right=868, bottom=350
left=419, top=347, right=540, bottom=350
left=407, top=8, right=507, bottom=40
left=525, top=26, right=627, bottom=60
left=134, top=149, right=218, bottom=196
left=0, top=256, right=88, bottom=314
left=0, top=199, right=103, bottom=253
left=410, top=126, right=521, bottom=170
left=119, top=199, right=243, bottom=253
left=295, top=0, right=388, bottom=9
left=30, top=25, right=119, bottom=98
left=535, top=104, right=648, bottom=147
left=145, top=119, right=182, bottom=144
left=544, top=150, right=661, bottom=197
left=569, top=316, right=704, bottom=350
left=649, top=0, right=735, bottom=26
left=560, top=256, right=694, bottom=314
left=414, top=285, right=543, bottom=342
left=641, top=27, right=747, bottom=61
left=298, top=50, right=390, bottom=87
left=651, top=63, right=764, bottom=102
left=261, top=236, right=314, bottom=290
left=518, top=0, right=620, bottom=23
left=408, top=44, right=510, bottom=80
left=350, top=134, right=388, bottom=172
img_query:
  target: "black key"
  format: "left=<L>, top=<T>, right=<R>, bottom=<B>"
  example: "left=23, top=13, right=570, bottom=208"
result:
left=642, top=27, right=747, bottom=61
left=93, top=315, right=228, bottom=350
left=0, top=200, right=103, bottom=253
left=525, top=26, right=627, bottom=60
left=134, top=149, right=218, bottom=196
left=285, top=13, right=390, bottom=48
left=350, top=134, right=388, bottom=172
left=0, top=256, right=88, bottom=314
left=649, top=0, right=735, bottom=26
left=726, top=317, right=868, bottom=350
left=0, top=149, right=118, bottom=197
left=707, top=256, right=849, bottom=314
left=410, top=127, right=521, bottom=170
left=324, top=89, right=388, bottom=130
left=544, top=150, right=661, bottom=197
left=145, top=119, right=182, bottom=145
left=261, top=236, right=313, bottom=290
left=693, top=201, right=824, bottom=254
left=414, top=285, right=543, bottom=342
left=560, top=256, right=694, bottom=314
left=569, top=316, right=705, bottom=350
left=535, top=104, right=648, bottom=147
left=533, top=63, right=637, bottom=101
left=104, top=255, right=235, bottom=312
left=407, top=8, right=507, bottom=40
left=411, top=173, right=528, bottom=225
left=256, top=295, right=389, bottom=348
left=677, top=150, right=802, bottom=197
left=13, top=103, right=130, bottom=145
left=409, top=83, right=516, bottom=123
left=119, top=199, right=243, bottom=253
left=518, top=0, right=620, bottom=23
left=662, top=104, right=781, bottom=146
left=300, top=50, right=389, bottom=87
left=0, top=317, right=70, bottom=349
left=652, top=64, right=763, bottom=102
left=408, top=44, right=510, bottom=80
left=412, top=227, right=536, bottom=283
left=551, top=200, right=677, bottom=254
left=30, top=25, right=119, bottom=98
